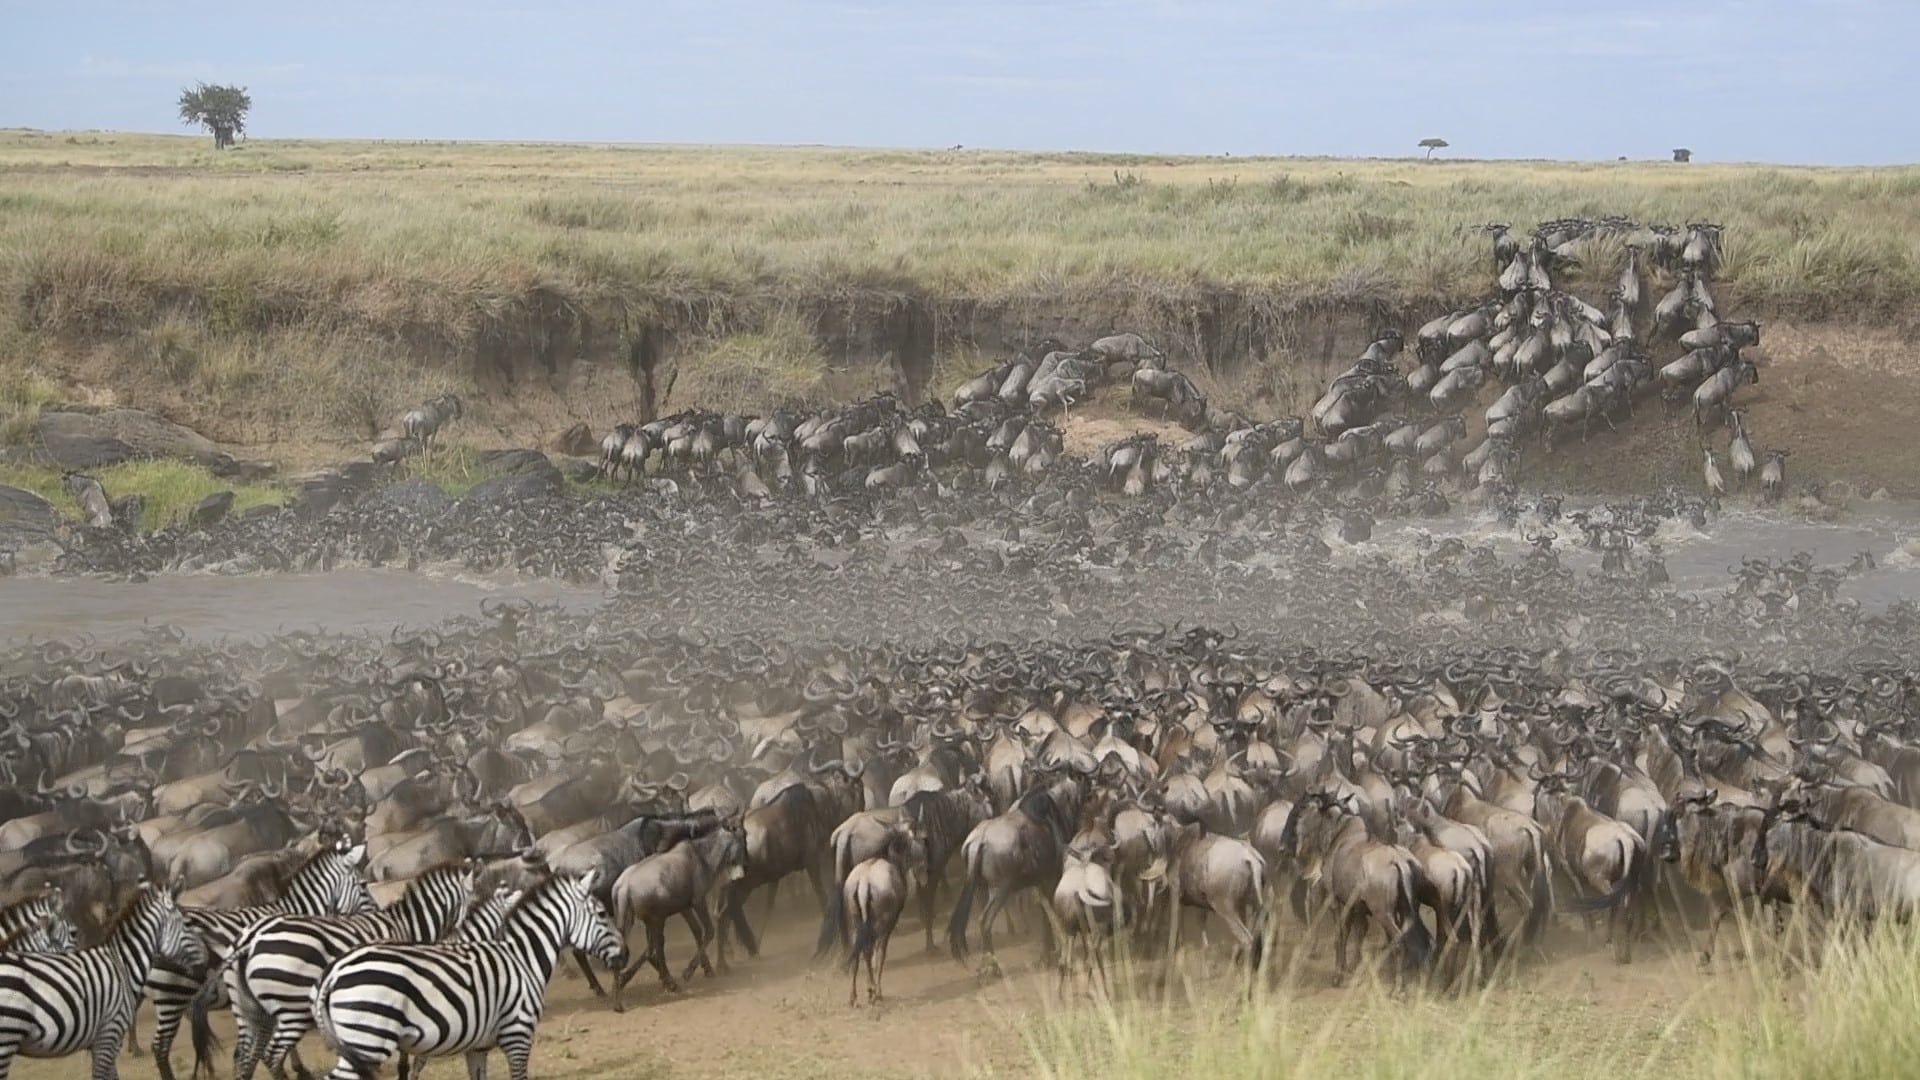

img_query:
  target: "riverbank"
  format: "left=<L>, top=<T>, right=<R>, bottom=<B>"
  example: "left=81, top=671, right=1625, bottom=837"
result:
left=4, top=132, right=1919, bottom=491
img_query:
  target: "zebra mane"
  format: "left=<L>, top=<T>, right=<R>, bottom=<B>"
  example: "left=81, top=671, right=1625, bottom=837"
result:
left=287, top=842, right=352, bottom=878
left=408, top=857, right=482, bottom=884
left=98, top=882, right=163, bottom=935
left=498, top=872, right=581, bottom=921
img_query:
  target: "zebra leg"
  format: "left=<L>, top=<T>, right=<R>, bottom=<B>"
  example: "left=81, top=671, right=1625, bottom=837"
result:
left=500, top=1027, right=536, bottom=1080
left=260, top=1019, right=308, bottom=1080
left=90, top=1042, right=121, bottom=1080
left=0, top=1041, right=17, bottom=1080
left=464, top=1051, right=487, bottom=1080
left=150, top=990, right=184, bottom=1080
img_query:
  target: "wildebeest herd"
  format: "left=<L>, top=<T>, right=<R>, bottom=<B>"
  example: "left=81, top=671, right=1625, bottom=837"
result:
left=0, top=218, right=1871, bottom=1080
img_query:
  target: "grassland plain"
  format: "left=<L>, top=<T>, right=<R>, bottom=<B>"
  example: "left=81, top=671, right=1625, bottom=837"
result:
left=3, top=130, right=1920, bottom=489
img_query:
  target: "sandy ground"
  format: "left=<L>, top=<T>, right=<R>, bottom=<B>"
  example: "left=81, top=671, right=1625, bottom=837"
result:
left=3, top=893, right=1732, bottom=1080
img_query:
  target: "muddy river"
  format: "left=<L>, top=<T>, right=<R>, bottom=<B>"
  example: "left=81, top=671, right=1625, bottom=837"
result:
left=6, top=505, right=1920, bottom=642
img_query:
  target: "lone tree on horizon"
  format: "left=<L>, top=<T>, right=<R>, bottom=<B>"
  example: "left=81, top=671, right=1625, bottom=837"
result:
left=178, top=83, right=252, bottom=149
left=1419, top=137, right=1449, bottom=160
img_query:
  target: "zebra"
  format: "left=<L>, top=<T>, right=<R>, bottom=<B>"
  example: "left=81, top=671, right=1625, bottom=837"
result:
left=0, top=888, right=80, bottom=954
left=401, top=394, right=463, bottom=453
left=311, top=870, right=625, bottom=1080
left=0, top=881, right=202, bottom=1080
left=393, top=884, right=526, bottom=1080
left=201, top=860, right=478, bottom=1080
left=148, top=841, right=374, bottom=1080
left=451, top=884, right=523, bottom=944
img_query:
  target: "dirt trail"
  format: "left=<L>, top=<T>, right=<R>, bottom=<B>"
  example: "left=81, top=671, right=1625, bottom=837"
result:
left=4, top=898, right=1729, bottom=1080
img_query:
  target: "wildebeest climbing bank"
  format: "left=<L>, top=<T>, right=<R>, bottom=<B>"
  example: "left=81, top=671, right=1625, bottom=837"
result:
left=8, top=150, right=1920, bottom=1080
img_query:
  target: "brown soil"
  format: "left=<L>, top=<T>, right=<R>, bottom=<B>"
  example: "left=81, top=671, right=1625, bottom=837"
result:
left=6, top=902, right=1723, bottom=1080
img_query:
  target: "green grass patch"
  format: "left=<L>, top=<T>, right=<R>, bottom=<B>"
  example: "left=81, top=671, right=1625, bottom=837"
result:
left=403, top=443, right=486, bottom=496
left=0, top=458, right=284, bottom=529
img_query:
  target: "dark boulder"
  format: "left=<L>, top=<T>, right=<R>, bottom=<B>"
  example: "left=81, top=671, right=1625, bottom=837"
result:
left=553, top=422, right=597, bottom=457
left=190, top=491, right=236, bottom=529
left=475, top=448, right=552, bottom=477
left=462, top=461, right=563, bottom=504
left=0, top=484, right=58, bottom=544
left=25, top=425, right=139, bottom=470
left=556, top=456, right=600, bottom=483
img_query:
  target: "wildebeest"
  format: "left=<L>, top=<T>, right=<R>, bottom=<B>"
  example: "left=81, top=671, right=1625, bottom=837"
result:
left=842, top=820, right=924, bottom=1006
left=608, top=820, right=745, bottom=1009
left=400, top=394, right=463, bottom=452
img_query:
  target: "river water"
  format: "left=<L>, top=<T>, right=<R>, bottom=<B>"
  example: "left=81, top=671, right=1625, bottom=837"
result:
left=6, top=505, right=1920, bottom=642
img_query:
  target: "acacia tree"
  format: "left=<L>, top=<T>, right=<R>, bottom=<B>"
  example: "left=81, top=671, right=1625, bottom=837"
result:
left=1419, top=137, right=1449, bottom=160
left=178, top=83, right=252, bottom=149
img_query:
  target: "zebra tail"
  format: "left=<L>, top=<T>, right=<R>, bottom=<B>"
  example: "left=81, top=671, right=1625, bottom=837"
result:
left=186, top=964, right=226, bottom=1074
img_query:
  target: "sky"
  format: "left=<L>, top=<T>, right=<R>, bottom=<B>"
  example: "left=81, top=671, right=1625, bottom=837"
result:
left=0, top=0, right=1909, bottom=164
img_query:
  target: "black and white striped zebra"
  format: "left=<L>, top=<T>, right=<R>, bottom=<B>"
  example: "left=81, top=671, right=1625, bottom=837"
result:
left=391, top=884, right=527, bottom=1080
left=148, top=842, right=373, bottom=1080
left=204, top=860, right=478, bottom=1080
left=0, top=888, right=80, bottom=955
left=451, top=884, right=522, bottom=944
left=311, top=871, right=624, bottom=1080
left=0, top=881, right=202, bottom=1080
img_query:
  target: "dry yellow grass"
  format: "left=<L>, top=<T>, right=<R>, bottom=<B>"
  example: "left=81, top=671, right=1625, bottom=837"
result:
left=4, top=129, right=1917, bottom=321
left=2, top=129, right=1918, bottom=451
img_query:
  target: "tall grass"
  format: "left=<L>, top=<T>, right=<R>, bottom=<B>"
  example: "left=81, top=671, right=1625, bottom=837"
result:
left=4, top=132, right=1917, bottom=327
left=1014, top=915, right=1920, bottom=1080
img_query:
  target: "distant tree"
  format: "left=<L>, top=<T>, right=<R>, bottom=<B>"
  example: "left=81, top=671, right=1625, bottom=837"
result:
left=1672, top=147, right=1693, bottom=163
left=178, top=83, right=252, bottom=149
left=1418, top=137, right=1449, bottom=160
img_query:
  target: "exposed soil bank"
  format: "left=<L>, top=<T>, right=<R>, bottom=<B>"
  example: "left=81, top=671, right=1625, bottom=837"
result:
left=17, top=290, right=1920, bottom=495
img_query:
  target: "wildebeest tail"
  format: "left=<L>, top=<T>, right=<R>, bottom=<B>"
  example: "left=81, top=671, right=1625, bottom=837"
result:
left=1395, top=862, right=1434, bottom=973
left=947, top=837, right=985, bottom=960
left=846, top=885, right=878, bottom=974
left=1524, top=838, right=1553, bottom=943
left=815, top=835, right=853, bottom=961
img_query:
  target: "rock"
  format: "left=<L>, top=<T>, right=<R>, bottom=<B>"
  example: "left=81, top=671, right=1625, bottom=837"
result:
left=19, top=423, right=139, bottom=470
left=212, top=458, right=278, bottom=483
left=239, top=504, right=281, bottom=523
left=1872, top=487, right=1893, bottom=503
left=0, top=484, right=59, bottom=548
left=190, top=491, right=236, bottom=528
left=17, top=407, right=234, bottom=470
left=556, top=456, right=600, bottom=483
left=462, top=463, right=563, bottom=504
left=553, top=422, right=597, bottom=457
left=367, top=480, right=453, bottom=516
left=288, top=483, right=349, bottom=520
left=475, top=448, right=552, bottom=477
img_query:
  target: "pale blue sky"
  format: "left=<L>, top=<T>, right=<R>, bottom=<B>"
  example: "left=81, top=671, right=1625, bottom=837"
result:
left=0, top=0, right=1907, bottom=162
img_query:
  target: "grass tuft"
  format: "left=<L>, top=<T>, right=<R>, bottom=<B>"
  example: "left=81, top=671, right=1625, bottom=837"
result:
left=0, top=458, right=284, bottom=530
